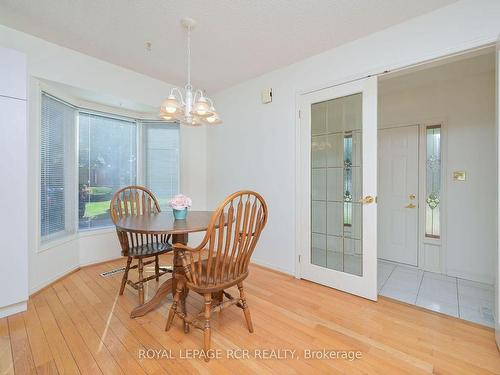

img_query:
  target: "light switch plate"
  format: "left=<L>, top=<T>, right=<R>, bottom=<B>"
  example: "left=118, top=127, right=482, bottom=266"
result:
left=453, top=171, right=466, bottom=181
left=261, top=88, right=272, bottom=104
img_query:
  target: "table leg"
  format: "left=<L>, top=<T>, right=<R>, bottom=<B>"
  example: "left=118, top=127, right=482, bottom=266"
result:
left=172, top=233, right=190, bottom=333
left=213, top=291, right=223, bottom=305
left=129, top=233, right=189, bottom=319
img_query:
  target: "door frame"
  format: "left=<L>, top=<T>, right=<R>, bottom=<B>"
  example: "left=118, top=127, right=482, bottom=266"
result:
left=376, top=121, right=448, bottom=273
left=296, top=76, right=378, bottom=301
left=293, top=46, right=495, bottom=280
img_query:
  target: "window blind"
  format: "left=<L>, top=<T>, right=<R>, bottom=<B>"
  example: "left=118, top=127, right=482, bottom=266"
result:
left=40, top=93, right=75, bottom=240
left=78, top=112, right=137, bottom=230
left=40, top=91, right=180, bottom=243
left=143, top=122, right=180, bottom=210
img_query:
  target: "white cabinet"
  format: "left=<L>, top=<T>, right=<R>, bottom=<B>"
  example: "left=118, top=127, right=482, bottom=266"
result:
left=0, top=47, right=27, bottom=100
left=0, top=48, right=28, bottom=317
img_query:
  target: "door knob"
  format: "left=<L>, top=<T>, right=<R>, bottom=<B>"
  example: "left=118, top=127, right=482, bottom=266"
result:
left=358, top=196, right=375, bottom=204
left=409, top=194, right=416, bottom=200
left=405, top=203, right=416, bottom=209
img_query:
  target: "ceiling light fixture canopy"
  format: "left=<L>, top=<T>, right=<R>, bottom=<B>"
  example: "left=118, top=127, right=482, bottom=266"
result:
left=159, top=17, right=221, bottom=126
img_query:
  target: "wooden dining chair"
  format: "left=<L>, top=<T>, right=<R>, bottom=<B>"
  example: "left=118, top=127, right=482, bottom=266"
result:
left=165, top=190, right=268, bottom=360
left=110, top=185, right=173, bottom=305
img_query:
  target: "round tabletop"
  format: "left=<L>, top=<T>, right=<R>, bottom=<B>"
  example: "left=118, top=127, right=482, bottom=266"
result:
left=115, top=211, right=215, bottom=235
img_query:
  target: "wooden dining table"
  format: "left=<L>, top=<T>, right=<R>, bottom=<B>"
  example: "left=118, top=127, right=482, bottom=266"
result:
left=115, top=211, right=215, bottom=320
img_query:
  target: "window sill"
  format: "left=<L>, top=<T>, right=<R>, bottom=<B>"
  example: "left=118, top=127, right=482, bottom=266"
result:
left=78, top=226, right=115, bottom=237
left=38, top=233, right=78, bottom=253
left=37, top=226, right=116, bottom=253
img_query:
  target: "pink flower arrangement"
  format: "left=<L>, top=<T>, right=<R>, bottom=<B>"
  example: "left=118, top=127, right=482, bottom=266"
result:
left=169, top=194, right=192, bottom=210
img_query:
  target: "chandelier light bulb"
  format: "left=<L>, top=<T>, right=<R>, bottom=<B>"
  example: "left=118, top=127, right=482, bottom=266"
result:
left=159, top=111, right=177, bottom=121
left=205, top=105, right=222, bottom=124
left=191, top=116, right=204, bottom=126
left=165, top=106, right=177, bottom=114
left=206, top=112, right=222, bottom=125
left=161, top=95, right=181, bottom=114
left=192, top=97, right=214, bottom=117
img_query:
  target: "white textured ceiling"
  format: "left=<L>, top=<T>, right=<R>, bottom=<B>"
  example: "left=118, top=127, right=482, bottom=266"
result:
left=0, top=0, right=458, bottom=93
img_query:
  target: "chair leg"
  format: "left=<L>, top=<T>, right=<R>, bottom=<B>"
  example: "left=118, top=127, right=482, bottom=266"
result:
left=165, top=279, right=184, bottom=331
left=137, top=258, right=144, bottom=305
left=155, top=255, right=160, bottom=281
left=203, top=293, right=212, bottom=361
left=238, top=282, right=253, bottom=333
left=119, top=257, right=132, bottom=295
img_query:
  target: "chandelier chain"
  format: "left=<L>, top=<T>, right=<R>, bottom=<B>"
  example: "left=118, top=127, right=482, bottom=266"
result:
left=186, top=24, right=191, bottom=89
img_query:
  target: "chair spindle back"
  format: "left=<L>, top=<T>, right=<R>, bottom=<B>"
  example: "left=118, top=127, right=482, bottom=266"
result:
left=181, top=191, right=268, bottom=288
left=110, top=185, right=166, bottom=255
left=110, top=185, right=161, bottom=224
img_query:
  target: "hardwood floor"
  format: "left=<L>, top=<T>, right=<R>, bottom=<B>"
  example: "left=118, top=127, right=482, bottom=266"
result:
left=1, top=254, right=500, bottom=374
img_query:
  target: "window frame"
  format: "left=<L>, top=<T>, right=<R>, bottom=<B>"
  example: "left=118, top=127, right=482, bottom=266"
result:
left=37, top=88, right=180, bottom=249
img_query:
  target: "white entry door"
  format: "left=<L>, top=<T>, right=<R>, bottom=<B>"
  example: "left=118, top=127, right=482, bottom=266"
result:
left=299, top=77, right=378, bottom=301
left=378, top=126, right=419, bottom=266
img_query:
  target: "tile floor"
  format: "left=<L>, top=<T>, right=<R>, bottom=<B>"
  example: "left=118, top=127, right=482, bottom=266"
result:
left=378, top=260, right=495, bottom=327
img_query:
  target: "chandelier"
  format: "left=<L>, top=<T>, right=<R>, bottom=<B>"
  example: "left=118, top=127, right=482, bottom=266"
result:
left=159, top=18, right=222, bottom=126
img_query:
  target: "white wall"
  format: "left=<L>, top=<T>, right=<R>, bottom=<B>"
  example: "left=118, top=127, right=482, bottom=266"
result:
left=379, top=53, right=496, bottom=283
left=0, top=47, right=28, bottom=317
left=208, top=0, right=500, bottom=275
left=0, top=25, right=208, bottom=294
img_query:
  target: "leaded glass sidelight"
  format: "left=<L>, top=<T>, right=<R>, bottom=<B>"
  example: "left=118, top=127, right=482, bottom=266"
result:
left=425, top=125, right=441, bottom=238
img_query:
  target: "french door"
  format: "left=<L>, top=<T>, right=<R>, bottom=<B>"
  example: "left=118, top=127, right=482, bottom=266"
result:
left=299, top=77, right=378, bottom=300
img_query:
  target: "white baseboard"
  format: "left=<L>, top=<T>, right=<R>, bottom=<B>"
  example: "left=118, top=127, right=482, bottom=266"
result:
left=79, top=255, right=121, bottom=268
left=0, top=301, right=27, bottom=318
left=29, top=265, right=80, bottom=295
left=251, top=258, right=294, bottom=276
left=446, top=268, right=495, bottom=285
left=29, top=256, right=125, bottom=295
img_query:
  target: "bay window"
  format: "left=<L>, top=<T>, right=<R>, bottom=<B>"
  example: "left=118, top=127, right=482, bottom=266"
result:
left=40, top=91, right=179, bottom=242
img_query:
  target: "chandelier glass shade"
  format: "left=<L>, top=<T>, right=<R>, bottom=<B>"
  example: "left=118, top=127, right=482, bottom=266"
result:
left=159, top=18, right=221, bottom=126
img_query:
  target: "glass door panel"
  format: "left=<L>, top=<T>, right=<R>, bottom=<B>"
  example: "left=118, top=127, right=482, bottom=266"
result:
left=311, top=94, right=363, bottom=276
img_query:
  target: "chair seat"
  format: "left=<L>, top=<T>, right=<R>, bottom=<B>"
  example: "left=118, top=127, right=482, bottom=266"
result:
left=125, top=242, right=172, bottom=258
left=186, top=256, right=248, bottom=291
